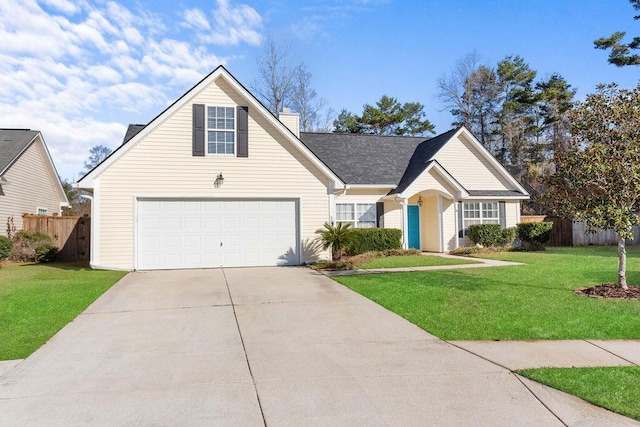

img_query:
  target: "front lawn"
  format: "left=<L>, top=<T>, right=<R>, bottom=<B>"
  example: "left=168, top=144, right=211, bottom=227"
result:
left=518, top=366, right=640, bottom=421
left=358, top=255, right=480, bottom=269
left=334, top=246, right=640, bottom=340
left=0, top=262, right=127, bottom=360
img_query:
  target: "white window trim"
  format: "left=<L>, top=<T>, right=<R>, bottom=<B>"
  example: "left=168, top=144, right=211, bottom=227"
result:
left=336, top=202, right=376, bottom=228
left=462, top=200, right=500, bottom=236
left=206, top=104, right=237, bottom=156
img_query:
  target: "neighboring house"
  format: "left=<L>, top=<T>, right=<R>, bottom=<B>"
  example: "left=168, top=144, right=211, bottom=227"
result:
left=0, top=129, right=69, bottom=236
left=77, top=66, right=528, bottom=271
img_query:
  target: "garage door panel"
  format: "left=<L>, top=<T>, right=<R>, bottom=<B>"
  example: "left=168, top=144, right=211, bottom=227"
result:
left=137, top=199, right=298, bottom=269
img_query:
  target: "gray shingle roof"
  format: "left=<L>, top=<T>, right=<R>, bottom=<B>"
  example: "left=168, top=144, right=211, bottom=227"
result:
left=299, top=132, right=433, bottom=185
left=467, top=190, right=526, bottom=197
left=0, top=129, right=39, bottom=174
left=123, top=124, right=145, bottom=144
left=389, top=128, right=460, bottom=194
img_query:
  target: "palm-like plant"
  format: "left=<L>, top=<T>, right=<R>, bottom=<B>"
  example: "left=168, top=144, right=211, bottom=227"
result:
left=315, top=222, right=354, bottom=261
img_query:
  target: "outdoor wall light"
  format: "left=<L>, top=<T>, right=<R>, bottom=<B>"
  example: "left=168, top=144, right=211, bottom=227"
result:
left=214, top=172, right=224, bottom=188
left=417, top=195, right=424, bottom=207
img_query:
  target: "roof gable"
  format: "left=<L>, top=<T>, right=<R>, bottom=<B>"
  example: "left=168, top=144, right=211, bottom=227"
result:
left=0, top=129, right=69, bottom=205
left=0, top=129, right=39, bottom=174
left=77, top=66, right=343, bottom=188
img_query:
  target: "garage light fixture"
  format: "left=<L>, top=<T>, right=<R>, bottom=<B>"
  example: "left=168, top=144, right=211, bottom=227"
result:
left=214, top=172, right=224, bottom=188
left=417, top=194, right=423, bottom=207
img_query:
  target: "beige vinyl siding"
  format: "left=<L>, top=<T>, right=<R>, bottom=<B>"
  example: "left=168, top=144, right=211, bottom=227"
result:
left=442, top=198, right=457, bottom=251
left=96, top=78, right=331, bottom=269
left=505, top=201, right=520, bottom=228
left=435, top=134, right=513, bottom=190
left=419, top=194, right=440, bottom=252
left=402, top=168, right=457, bottom=199
left=0, top=138, right=64, bottom=235
left=383, top=201, right=402, bottom=230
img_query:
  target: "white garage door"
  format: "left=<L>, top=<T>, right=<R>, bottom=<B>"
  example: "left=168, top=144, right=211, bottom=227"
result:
left=137, top=199, right=298, bottom=270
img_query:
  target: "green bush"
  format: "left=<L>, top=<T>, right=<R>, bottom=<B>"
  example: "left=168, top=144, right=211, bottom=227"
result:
left=35, top=244, right=58, bottom=262
left=468, top=224, right=516, bottom=247
left=345, top=228, right=402, bottom=255
left=517, top=222, right=554, bottom=250
left=315, top=222, right=355, bottom=260
left=0, top=235, right=12, bottom=262
left=10, top=231, right=55, bottom=262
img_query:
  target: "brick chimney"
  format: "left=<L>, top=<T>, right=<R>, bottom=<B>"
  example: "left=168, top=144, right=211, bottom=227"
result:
left=279, top=108, right=300, bottom=138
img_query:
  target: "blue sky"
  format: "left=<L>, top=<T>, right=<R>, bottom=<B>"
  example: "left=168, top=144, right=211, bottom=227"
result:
left=1, top=0, right=638, bottom=181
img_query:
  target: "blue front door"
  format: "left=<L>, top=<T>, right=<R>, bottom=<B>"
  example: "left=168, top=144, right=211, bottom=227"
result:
left=407, top=205, right=420, bottom=249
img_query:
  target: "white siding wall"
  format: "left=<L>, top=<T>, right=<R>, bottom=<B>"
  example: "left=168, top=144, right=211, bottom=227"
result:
left=0, top=138, right=64, bottom=236
left=435, top=134, right=513, bottom=190
left=96, top=78, right=331, bottom=269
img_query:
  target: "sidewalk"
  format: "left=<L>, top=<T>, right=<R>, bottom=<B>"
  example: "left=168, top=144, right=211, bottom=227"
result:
left=323, top=253, right=523, bottom=276
left=449, top=339, right=640, bottom=370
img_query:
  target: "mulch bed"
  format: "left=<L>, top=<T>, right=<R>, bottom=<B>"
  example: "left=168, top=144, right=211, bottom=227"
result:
left=575, top=284, right=640, bottom=299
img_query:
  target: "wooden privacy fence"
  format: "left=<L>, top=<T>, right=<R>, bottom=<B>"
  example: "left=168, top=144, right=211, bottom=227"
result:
left=22, top=215, right=90, bottom=262
left=519, top=215, right=640, bottom=246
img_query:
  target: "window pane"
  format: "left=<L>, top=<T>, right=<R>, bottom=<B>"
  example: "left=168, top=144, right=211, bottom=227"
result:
left=217, top=118, right=225, bottom=128
left=357, top=204, right=376, bottom=222
left=226, top=107, right=234, bottom=117
left=226, top=118, right=234, bottom=129
left=208, top=142, right=215, bottom=153
left=225, top=142, right=234, bottom=154
left=482, top=202, right=499, bottom=218
left=336, top=204, right=354, bottom=221
left=358, top=221, right=376, bottom=229
left=463, top=202, right=480, bottom=219
left=225, top=131, right=234, bottom=143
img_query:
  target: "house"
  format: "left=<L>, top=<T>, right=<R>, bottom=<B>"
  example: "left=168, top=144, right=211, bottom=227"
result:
left=77, top=66, right=528, bottom=271
left=0, top=129, right=69, bottom=236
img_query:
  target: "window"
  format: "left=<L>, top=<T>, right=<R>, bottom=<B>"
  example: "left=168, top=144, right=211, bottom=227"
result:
left=36, top=207, right=48, bottom=215
left=336, top=203, right=376, bottom=228
left=462, top=201, right=499, bottom=236
left=207, top=106, right=235, bottom=154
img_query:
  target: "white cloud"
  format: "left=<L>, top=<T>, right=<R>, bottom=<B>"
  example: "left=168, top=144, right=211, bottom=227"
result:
left=183, top=8, right=211, bottom=31
left=0, top=0, right=262, bottom=180
left=203, top=0, right=263, bottom=46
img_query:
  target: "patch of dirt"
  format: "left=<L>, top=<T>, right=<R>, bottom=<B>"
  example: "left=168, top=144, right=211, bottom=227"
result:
left=575, top=284, right=640, bottom=299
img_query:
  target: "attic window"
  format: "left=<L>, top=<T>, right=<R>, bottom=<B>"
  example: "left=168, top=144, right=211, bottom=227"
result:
left=37, top=207, right=48, bottom=215
left=207, top=106, right=235, bottom=155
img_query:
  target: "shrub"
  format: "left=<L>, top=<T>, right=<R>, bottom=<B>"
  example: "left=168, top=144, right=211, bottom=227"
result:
left=0, top=235, right=12, bottom=262
left=345, top=228, right=402, bottom=255
left=35, top=244, right=58, bottom=262
left=517, top=222, right=554, bottom=250
left=468, top=224, right=515, bottom=247
left=315, top=222, right=354, bottom=260
left=10, top=231, right=56, bottom=262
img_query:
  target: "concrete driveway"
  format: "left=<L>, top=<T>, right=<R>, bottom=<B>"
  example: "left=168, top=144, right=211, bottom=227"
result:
left=0, top=267, right=636, bottom=426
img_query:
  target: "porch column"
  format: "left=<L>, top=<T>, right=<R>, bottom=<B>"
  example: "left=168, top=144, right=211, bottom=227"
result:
left=399, top=198, right=408, bottom=249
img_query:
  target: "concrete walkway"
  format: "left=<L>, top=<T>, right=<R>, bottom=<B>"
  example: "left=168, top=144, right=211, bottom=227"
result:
left=0, top=267, right=637, bottom=426
left=324, top=254, right=524, bottom=276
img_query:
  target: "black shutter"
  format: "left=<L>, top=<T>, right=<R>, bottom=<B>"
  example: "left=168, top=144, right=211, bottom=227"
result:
left=499, top=201, right=506, bottom=228
left=376, top=202, right=384, bottom=228
left=458, top=201, right=464, bottom=238
left=237, top=106, right=248, bottom=157
left=192, top=104, right=205, bottom=156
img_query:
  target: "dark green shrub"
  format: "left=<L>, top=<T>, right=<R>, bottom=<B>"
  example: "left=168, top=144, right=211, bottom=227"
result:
left=468, top=224, right=516, bottom=247
left=517, top=222, right=554, bottom=250
left=35, top=244, right=58, bottom=262
left=0, top=235, right=12, bottom=262
left=10, top=231, right=55, bottom=262
left=345, top=228, right=402, bottom=255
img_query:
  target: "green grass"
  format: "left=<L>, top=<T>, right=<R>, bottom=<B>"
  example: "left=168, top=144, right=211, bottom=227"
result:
left=518, top=366, right=640, bottom=421
left=335, top=246, right=640, bottom=340
left=0, top=262, right=127, bottom=360
left=358, top=255, right=480, bottom=269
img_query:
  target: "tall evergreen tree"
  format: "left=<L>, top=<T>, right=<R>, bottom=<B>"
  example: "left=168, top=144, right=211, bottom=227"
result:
left=594, top=0, right=640, bottom=66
